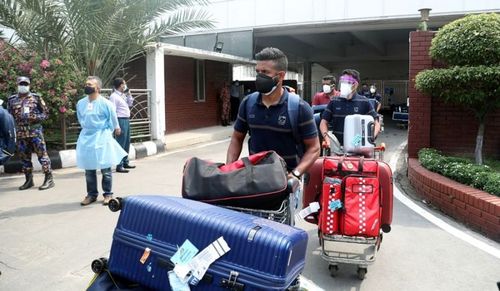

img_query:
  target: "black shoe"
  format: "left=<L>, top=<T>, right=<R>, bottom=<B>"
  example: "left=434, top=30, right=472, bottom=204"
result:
left=19, top=173, right=34, bottom=190
left=116, top=167, right=129, bottom=173
left=123, top=164, right=136, bottom=169
left=39, top=172, right=55, bottom=190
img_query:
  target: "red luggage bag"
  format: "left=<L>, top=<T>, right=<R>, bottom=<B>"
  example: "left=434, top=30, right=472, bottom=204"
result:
left=340, top=176, right=381, bottom=237
left=303, top=156, right=393, bottom=233
left=318, top=181, right=342, bottom=235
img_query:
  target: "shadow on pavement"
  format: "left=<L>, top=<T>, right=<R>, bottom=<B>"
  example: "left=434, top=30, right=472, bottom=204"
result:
left=0, top=201, right=87, bottom=219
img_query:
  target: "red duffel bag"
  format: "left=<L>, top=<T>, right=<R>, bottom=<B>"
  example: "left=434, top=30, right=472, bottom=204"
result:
left=182, top=151, right=289, bottom=209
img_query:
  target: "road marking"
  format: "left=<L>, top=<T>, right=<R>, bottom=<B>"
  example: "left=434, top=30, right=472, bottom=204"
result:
left=390, top=141, right=500, bottom=259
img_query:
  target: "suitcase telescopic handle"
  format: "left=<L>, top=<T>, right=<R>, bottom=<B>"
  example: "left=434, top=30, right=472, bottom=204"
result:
left=367, top=121, right=376, bottom=145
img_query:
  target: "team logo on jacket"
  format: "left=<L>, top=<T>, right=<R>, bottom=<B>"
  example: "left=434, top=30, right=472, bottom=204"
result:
left=278, top=115, right=287, bottom=126
left=354, top=107, right=359, bottom=113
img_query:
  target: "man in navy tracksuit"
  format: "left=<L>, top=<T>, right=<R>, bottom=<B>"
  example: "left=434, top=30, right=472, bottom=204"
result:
left=226, top=47, right=320, bottom=180
left=319, top=69, right=380, bottom=147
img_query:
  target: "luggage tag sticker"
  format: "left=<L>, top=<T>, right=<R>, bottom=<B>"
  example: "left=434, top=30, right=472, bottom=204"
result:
left=296, top=202, right=320, bottom=221
left=140, top=247, right=151, bottom=264
left=171, top=239, right=199, bottom=265
left=329, top=200, right=343, bottom=211
left=146, top=233, right=153, bottom=241
left=352, top=134, right=362, bottom=147
left=323, top=177, right=342, bottom=185
left=168, top=270, right=191, bottom=291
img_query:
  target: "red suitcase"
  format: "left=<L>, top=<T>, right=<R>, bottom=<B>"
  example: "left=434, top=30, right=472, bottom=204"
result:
left=378, top=162, right=393, bottom=232
left=304, top=156, right=393, bottom=233
left=302, top=157, right=324, bottom=224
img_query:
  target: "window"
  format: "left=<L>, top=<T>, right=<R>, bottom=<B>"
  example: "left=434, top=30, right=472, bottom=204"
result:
left=195, top=60, right=205, bottom=102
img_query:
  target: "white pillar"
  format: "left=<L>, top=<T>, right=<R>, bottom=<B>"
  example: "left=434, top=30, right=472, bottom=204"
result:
left=146, top=44, right=166, bottom=142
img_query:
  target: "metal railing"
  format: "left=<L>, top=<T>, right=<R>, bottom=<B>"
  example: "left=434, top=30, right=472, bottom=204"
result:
left=59, top=89, right=152, bottom=149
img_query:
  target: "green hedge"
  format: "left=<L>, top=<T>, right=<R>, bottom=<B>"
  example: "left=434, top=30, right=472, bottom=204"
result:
left=418, top=148, right=500, bottom=196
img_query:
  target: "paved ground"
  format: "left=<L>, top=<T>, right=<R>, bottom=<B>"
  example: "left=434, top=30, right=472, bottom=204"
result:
left=0, top=115, right=499, bottom=290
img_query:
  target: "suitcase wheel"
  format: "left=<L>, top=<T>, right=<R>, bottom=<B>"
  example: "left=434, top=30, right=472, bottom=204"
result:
left=328, top=264, right=339, bottom=277
left=91, top=257, right=108, bottom=274
left=381, top=224, right=391, bottom=233
left=357, top=267, right=367, bottom=280
left=108, top=197, right=122, bottom=212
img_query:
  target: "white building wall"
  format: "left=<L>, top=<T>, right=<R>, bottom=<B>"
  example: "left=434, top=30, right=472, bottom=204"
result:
left=206, top=0, right=499, bottom=30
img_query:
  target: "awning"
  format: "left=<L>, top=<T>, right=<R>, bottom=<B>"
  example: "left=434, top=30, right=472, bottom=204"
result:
left=145, top=43, right=255, bottom=65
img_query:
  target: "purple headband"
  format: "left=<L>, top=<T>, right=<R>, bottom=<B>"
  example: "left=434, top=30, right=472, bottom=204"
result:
left=339, top=75, right=358, bottom=84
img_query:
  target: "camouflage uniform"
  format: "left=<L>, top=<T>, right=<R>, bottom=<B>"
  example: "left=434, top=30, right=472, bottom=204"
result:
left=7, top=92, right=52, bottom=174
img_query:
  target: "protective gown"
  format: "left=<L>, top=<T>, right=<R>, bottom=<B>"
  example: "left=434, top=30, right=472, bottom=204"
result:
left=76, top=96, right=127, bottom=170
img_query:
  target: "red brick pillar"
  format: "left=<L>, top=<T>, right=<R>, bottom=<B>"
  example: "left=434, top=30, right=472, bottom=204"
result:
left=408, top=31, right=435, bottom=158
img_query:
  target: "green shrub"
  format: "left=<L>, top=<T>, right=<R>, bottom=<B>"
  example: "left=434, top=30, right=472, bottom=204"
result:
left=483, top=173, right=500, bottom=195
left=430, top=13, right=500, bottom=66
left=418, top=148, right=500, bottom=197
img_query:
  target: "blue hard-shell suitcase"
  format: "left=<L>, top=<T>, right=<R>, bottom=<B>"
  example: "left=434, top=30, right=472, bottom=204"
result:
left=107, top=195, right=308, bottom=290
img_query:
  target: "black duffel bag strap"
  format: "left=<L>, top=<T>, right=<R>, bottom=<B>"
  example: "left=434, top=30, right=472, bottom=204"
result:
left=242, top=156, right=253, bottom=185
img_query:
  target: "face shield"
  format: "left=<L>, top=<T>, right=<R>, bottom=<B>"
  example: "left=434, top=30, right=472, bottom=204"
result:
left=339, top=75, right=358, bottom=98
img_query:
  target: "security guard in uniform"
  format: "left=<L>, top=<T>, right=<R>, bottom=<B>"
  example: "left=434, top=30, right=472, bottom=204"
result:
left=7, top=76, right=55, bottom=190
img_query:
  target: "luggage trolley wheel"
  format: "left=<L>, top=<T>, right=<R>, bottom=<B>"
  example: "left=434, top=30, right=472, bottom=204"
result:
left=328, top=264, right=339, bottom=277
left=108, top=197, right=123, bottom=212
left=91, top=257, right=108, bottom=274
left=357, top=267, right=367, bottom=280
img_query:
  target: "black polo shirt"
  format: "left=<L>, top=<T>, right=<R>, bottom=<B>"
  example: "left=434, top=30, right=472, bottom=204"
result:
left=321, top=93, right=377, bottom=145
left=234, top=90, right=317, bottom=170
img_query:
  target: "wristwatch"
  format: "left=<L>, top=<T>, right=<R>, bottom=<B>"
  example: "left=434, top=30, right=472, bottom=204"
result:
left=291, top=169, right=301, bottom=179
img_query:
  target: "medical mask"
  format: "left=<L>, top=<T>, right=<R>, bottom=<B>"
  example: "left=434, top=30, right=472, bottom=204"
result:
left=322, top=84, right=332, bottom=94
left=370, top=88, right=376, bottom=94
left=255, top=73, right=279, bottom=95
left=123, top=85, right=128, bottom=92
left=339, top=82, right=352, bottom=98
left=84, top=86, right=96, bottom=95
left=18, top=85, right=30, bottom=94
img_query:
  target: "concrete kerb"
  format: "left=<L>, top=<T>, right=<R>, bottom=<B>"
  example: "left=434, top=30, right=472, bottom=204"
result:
left=0, top=141, right=166, bottom=174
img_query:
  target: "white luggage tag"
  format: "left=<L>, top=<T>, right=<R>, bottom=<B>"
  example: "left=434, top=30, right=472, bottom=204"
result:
left=295, top=202, right=320, bottom=221
left=173, top=237, right=231, bottom=286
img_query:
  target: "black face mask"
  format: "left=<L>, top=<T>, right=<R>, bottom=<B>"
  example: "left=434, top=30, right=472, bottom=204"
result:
left=84, top=86, right=95, bottom=95
left=255, top=73, right=279, bottom=95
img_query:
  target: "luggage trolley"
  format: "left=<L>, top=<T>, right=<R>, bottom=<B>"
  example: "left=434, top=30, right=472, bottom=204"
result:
left=220, top=178, right=300, bottom=226
left=319, top=132, right=388, bottom=280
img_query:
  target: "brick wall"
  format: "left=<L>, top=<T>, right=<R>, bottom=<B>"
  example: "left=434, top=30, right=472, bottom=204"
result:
left=165, top=56, right=231, bottom=133
left=407, top=31, right=434, bottom=158
left=408, top=158, right=500, bottom=242
left=408, top=31, right=500, bottom=159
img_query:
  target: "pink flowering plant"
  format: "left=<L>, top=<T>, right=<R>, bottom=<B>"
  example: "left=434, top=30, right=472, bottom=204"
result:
left=0, top=40, right=84, bottom=129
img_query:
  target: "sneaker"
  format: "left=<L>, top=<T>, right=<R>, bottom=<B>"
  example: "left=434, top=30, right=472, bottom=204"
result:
left=80, top=196, right=97, bottom=206
left=123, top=164, right=136, bottom=169
left=103, top=195, right=113, bottom=206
